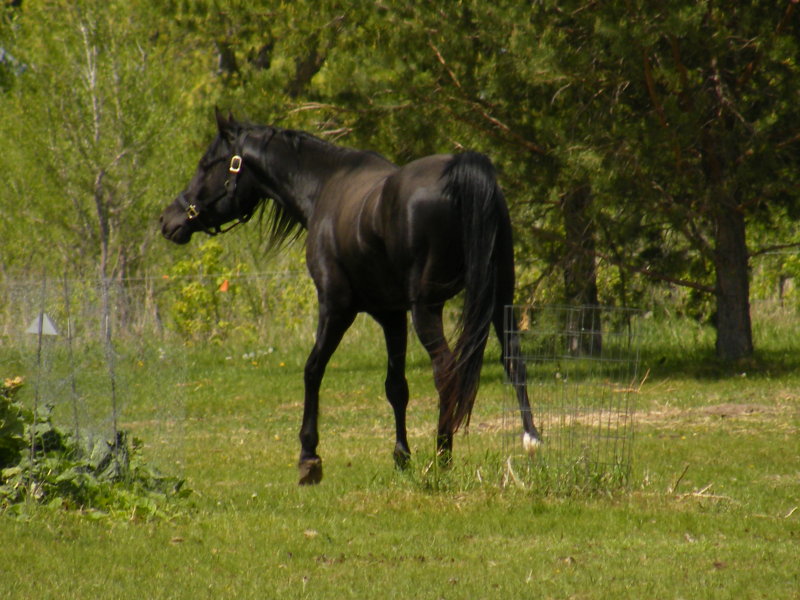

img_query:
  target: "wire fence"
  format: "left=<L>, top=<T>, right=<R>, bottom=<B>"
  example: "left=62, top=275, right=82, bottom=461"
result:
left=503, top=305, right=641, bottom=490
left=0, top=268, right=336, bottom=511
left=1, top=275, right=195, bottom=475
left=0, top=269, right=331, bottom=478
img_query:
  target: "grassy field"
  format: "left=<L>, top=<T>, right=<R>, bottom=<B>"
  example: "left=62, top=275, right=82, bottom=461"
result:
left=2, top=313, right=799, bottom=599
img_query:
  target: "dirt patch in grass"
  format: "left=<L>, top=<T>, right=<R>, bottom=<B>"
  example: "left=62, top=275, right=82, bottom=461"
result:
left=637, top=401, right=798, bottom=433
left=699, top=403, right=777, bottom=417
left=467, top=400, right=798, bottom=436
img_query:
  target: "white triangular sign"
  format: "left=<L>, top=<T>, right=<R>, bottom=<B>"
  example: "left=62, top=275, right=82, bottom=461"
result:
left=26, top=313, right=59, bottom=336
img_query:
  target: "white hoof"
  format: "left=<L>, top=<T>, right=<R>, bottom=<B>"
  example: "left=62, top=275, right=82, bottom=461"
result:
left=523, top=432, right=541, bottom=455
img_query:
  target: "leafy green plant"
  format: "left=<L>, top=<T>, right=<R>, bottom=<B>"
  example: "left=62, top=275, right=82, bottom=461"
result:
left=160, top=239, right=317, bottom=347
left=0, top=377, right=27, bottom=470
left=1, top=377, right=188, bottom=519
left=163, top=239, right=250, bottom=342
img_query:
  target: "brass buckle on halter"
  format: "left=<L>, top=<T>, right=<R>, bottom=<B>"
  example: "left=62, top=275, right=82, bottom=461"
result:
left=187, top=204, right=200, bottom=220
left=229, top=155, right=243, bottom=173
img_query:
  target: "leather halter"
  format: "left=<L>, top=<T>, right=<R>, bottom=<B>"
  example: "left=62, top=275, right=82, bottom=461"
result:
left=178, top=129, right=275, bottom=236
left=175, top=154, right=247, bottom=236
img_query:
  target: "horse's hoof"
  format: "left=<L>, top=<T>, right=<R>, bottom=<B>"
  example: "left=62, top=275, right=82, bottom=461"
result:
left=298, top=457, right=323, bottom=485
left=523, top=432, right=541, bottom=455
left=393, top=447, right=411, bottom=470
left=436, top=449, right=453, bottom=469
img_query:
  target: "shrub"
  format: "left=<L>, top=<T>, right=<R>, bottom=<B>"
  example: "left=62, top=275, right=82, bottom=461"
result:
left=1, top=377, right=188, bottom=519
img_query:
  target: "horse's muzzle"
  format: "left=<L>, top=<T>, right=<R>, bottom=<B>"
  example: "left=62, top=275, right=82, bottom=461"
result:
left=160, top=202, right=193, bottom=244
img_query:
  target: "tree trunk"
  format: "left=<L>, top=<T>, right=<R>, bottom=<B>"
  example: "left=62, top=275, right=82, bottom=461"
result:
left=713, top=195, right=753, bottom=361
left=561, top=184, right=602, bottom=356
left=701, top=87, right=754, bottom=361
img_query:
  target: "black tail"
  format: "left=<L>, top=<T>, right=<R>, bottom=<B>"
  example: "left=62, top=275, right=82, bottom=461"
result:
left=442, top=152, right=504, bottom=432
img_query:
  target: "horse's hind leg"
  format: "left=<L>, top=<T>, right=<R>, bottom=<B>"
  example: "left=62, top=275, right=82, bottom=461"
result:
left=373, top=311, right=411, bottom=469
left=411, top=302, right=456, bottom=461
left=492, top=303, right=541, bottom=454
left=299, top=305, right=356, bottom=485
left=492, top=210, right=541, bottom=454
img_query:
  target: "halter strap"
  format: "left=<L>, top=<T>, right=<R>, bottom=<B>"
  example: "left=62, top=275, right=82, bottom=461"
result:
left=180, top=153, right=244, bottom=235
left=180, top=128, right=276, bottom=236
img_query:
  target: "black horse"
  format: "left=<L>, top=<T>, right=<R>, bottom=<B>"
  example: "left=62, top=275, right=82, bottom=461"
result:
left=160, top=110, right=540, bottom=484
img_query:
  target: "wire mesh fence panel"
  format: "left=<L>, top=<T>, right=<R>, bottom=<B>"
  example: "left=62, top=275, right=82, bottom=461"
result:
left=1, top=275, right=188, bottom=476
left=503, top=305, right=641, bottom=491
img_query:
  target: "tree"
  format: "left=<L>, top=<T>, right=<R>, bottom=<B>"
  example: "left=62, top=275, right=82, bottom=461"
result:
left=2, top=1, right=797, bottom=363
left=327, top=1, right=800, bottom=361
left=0, top=0, right=198, bottom=280
left=590, top=1, right=800, bottom=360
left=159, top=0, right=800, bottom=361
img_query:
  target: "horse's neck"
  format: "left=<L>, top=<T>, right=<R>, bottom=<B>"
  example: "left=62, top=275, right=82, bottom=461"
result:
left=271, top=146, right=344, bottom=224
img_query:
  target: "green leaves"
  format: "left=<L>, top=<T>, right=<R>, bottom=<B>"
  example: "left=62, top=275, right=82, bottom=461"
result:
left=163, top=239, right=250, bottom=341
left=0, top=378, right=28, bottom=470
left=0, top=377, right=188, bottom=519
left=1, top=0, right=797, bottom=358
left=0, top=0, right=201, bottom=280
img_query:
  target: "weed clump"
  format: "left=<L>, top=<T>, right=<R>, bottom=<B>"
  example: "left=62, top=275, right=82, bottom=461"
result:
left=1, top=376, right=188, bottom=519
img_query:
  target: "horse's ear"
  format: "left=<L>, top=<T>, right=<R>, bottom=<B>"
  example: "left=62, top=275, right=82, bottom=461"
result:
left=214, top=106, right=227, bottom=131
left=214, top=107, right=237, bottom=141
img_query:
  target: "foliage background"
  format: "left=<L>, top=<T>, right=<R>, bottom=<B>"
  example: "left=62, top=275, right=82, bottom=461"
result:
left=0, top=5, right=798, bottom=596
left=0, top=0, right=798, bottom=359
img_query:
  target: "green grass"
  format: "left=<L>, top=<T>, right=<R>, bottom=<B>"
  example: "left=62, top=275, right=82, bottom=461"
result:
left=2, top=313, right=799, bottom=599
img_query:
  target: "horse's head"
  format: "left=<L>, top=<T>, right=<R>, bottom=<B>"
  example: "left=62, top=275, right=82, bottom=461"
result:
left=160, top=109, right=263, bottom=244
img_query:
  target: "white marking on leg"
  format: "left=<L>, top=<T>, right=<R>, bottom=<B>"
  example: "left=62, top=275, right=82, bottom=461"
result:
left=523, top=432, right=541, bottom=455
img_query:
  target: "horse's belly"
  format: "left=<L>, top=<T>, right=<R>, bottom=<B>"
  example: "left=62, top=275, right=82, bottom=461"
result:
left=346, top=257, right=413, bottom=312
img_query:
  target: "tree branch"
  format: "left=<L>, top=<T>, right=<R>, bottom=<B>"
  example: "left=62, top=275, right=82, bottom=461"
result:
left=428, top=41, right=548, bottom=155
left=642, top=47, right=684, bottom=167
left=749, top=241, right=800, bottom=258
left=529, top=225, right=716, bottom=294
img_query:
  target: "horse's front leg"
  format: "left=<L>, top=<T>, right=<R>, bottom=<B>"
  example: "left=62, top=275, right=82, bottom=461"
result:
left=299, top=306, right=355, bottom=485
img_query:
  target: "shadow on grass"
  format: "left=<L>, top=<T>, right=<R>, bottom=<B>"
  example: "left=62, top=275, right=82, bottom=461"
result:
left=625, top=309, right=800, bottom=381
left=639, top=344, right=800, bottom=381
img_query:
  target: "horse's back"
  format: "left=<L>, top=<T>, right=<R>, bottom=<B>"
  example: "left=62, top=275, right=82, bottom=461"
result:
left=308, top=152, right=473, bottom=311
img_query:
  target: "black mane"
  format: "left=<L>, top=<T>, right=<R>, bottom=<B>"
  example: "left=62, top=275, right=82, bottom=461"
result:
left=256, top=196, right=305, bottom=251
left=282, top=129, right=394, bottom=168
left=256, top=129, right=391, bottom=251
